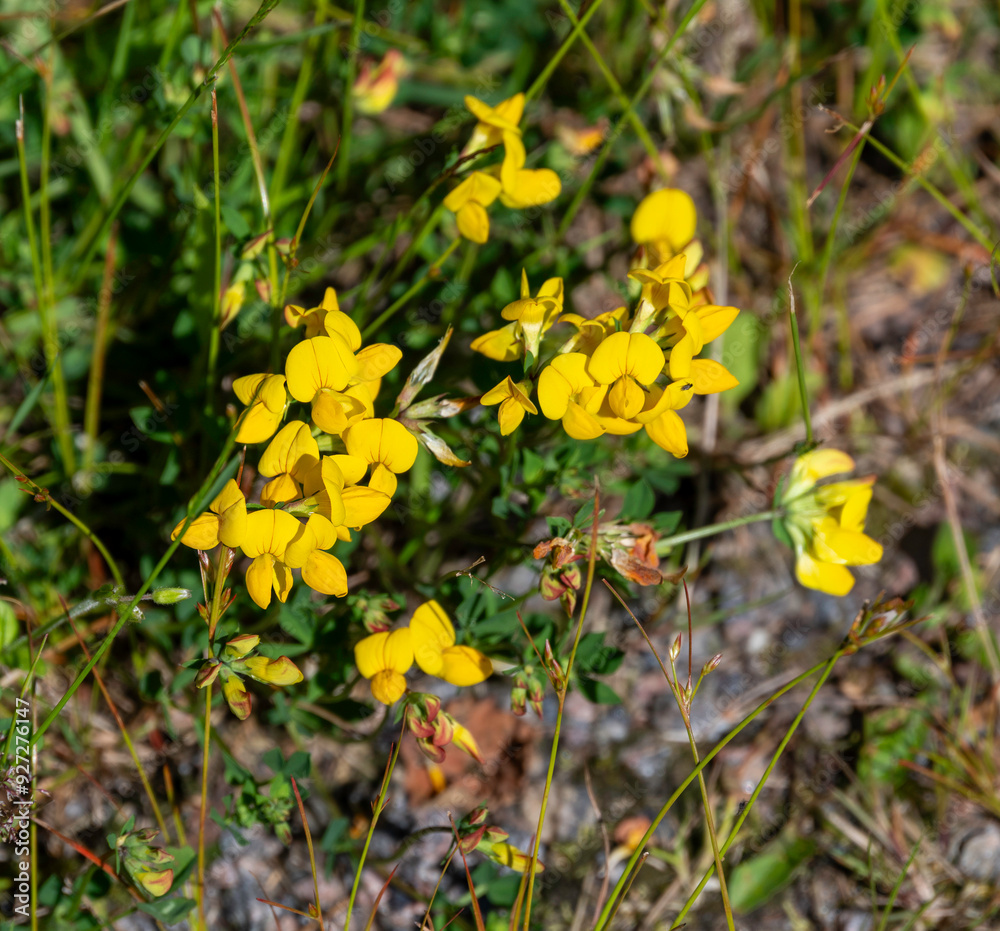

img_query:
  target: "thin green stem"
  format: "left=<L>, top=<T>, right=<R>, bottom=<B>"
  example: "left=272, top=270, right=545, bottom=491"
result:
left=343, top=712, right=406, bottom=931
left=555, top=0, right=664, bottom=174
left=196, top=681, right=212, bottom=931
left=557, top=0, right=711, bottom=239
left=522, top=487, right=601, bottom=930
left=71, top=0, right=282, bottom=289
left=17, top=101, right=75, bottom=474
left=0, top=452, right=124, bottom=589
left=787, top=267, right=814, bottom=445
left=653, top=509, right=781, bottom=555
left=337, top=0, right=365, bottom=193
left=525, top=0, right=608, bottom=102
left=83, top=227, right=118, bottom=473
left=205, top=86, right=222, bottom=416
left=592, top=651, right=846, bottom=931
left=291, top=778, right=325, bottom=930
left=360, top=237, right=460, bottom=340
left=669, top=647, right=846, bottom=928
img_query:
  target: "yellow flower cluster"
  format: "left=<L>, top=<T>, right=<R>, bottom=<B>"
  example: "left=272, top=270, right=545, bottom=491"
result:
left=473, top=188, right=741, bottom=456
left=173, top=288, right=417, bottom=609
left=779, top=449, right=883, bottom=596
left=444, top=94, right=562, bottom=243
left=354, top=600, right=493, bottom=704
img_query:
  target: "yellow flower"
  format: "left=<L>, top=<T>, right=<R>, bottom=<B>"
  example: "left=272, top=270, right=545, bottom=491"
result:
left=284, top=287, right=349, bottom=339
left=233, top=373, right=287, bottom=444
left=352, top=49, right=406, bottom=115
left=498, top=130, right=562, bottom=208
left=241, top=508, right=301, bottom=609
left=480, top=377, right=538, bottom=435
left=586, top=332, right=664, bottom=420
left=343, top=418, right=419, bottom=497
left=409, top=600, right=493, bottom=686
left=242, top=654, right=304, bottom=686
left=220, top=280, right=245, bottom=329
left=780, top=449, right=883, bottom=596
left=284, top=334, right=362, bottom=435
left=630, top=188, right=698, bottom=265
left=470, top=322, right=522, bottom=361
left=556, top=305, right=629, bottom=356
left=355, top=628, right=414, bottom=704
left=300, top=455, right=391, bottom=537
left=497, top=269, right=563, bottom=360
left=488, top=841, right=542, bottom=873
left=443, top=171, right=502, bottom=244
left=537, top=352, right=607, bottom=439
left=462, top=92, right=525, bottom=156
left=283, top=513, right=349, bottom=597
left=258, top=421, right=320, bottom=507
left=171, top=479, right=247, bottom=550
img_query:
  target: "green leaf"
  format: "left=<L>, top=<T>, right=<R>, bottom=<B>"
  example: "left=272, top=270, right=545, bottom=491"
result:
left=576, top=676, right=621, bottom=705
left=220, top=204, right=251, bottom=239
left=620, top=478, right=655, bottom=521
left=729, top=834, right=816, bottom=913
left=138, top=897, right=197, bottom=923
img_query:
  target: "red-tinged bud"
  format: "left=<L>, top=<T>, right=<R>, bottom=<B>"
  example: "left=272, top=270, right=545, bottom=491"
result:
left=275, top=822, right=292, bottom=845
left=224, top=634, right=260, bottom=659
left=240, top=230, right=271, bottom=260
left=669, top=633, right=682, bottom=662
left=432, top=712, right=455, bottom=748
left=467, top=804, right=489, bottom=826
left=195, top=660, right=221, bottom=689
left=416, top=737, right=445, bottom=764
left=701, top=653, right=723, bottom=675
left=458, top=823, right=487, bottom=854
left=408, top=714, right=436, bottom=740
left=450, top=722, right=483, bottom=763
left=511, top=684, right=527, bottom=716
left=133, top=868, right=173, bottom=898
left=484, top=825, right=509, bottom=844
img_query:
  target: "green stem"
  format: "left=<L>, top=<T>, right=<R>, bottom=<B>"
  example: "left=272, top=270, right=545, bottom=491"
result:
left=360, top=237, right=459, bottom=340
left=196, top=681, right=212, bottom=931
left=337, top=0, right=365, bottom=193
left=71, top=0, right=282, bottom=290
left=593, top=651, right=845, bottom=931
left=524, top=0, right=608, bottom=102
left=653, top=509, right=781, bottom=555
left=522, top=487, right=601, bottom=930
left=343, top=710, right=406, bottom=930
left=557, top=0, right=712, bottom=240
left=669, top=647, right=846, bottom=927
left=17, top=102, right=75, bottom=475
left=83, top=229, right=117, bottom=474
left=0, top=452, right=124, bottom=589
left=205, top=86, right=222, bottom=416
left=554, top=0, right=664, bottom=173
left=787, top=270, right=814, bottom=446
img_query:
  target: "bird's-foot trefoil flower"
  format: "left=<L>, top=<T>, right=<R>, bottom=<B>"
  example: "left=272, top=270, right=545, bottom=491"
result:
left=480, top=376, right=538, bottom=435
left=778, top=448, right=884, bottom=596
left=172, top=479, right=248, bottom=551
left=233, top=373, right=288, bottom=444
left=355, top=628, right=414, bottom=704
left=409, top=600, right=493, bottom=686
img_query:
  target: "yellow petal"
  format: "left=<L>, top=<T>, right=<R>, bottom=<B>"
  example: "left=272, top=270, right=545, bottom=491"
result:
left=285, top=335, right=358, bottom=402
left=354, top=343, right=402, bottom=382
left=444, top=171, right=502, bottom=211
left=795, top=551, right=855, bottom=596
left=589, top=332, right=663, bottom=385
left=471, top=324, right=522, bottom=362
left=311, top=388, right=350, bottom=435
left=608, top=376, right=645, bottom=420
left=792, top=449, right=855, bottom=486
left=342, top=486, right=392, bottom=527
left=259, top=421, right=319, bottom=479
left=562, top=401, right=605, bottom=439
left=172, top=513, right=219, bottom=550
left=440, top=645, right=493, bottom=686
left=644, top=410, right=689, bottom=457
left=814, top=524, right=883, bottom=566
left=409, top=600, right=455, bottom=675
left=243, top=655, right=304, bottom=686
left=630, top=188, right=697, bottom=251
left=370, top=669, right=408, bottom=704
left=260, top=473, right=301, bottom=509
left=344, top=418, right=418, bottom=473
left=481, top=377, right=515, bottom=405
left=369, top=462, right=398, bottom=497
left=235, top=400, right=284, bottom=445
left=455, top=201, right=490, bottom=244
left=465, top=93, right=524, bottom=131
left=332, top=453, right=369, bottom=486
left=497, top=397, right=526, bottom=435
left=355, top=628, right=414, bottom=679
left=322, top=308, right=361, bottom=351
left=246, top=554, right=276, bottom=609
left=241, top=508, right=301, bottom=558
left=222, top=672, right=252, bottom=719
left=668, top=334, right=695, bottom=381
left=499, top=168, right=562, bottom=208
left=500, top=130, right=526, bottom=190
left=687, top=359, right=739, bottom=395
left=301, top=549, right=348, bottom=596
left=696, top=305, right=739, bottom=343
